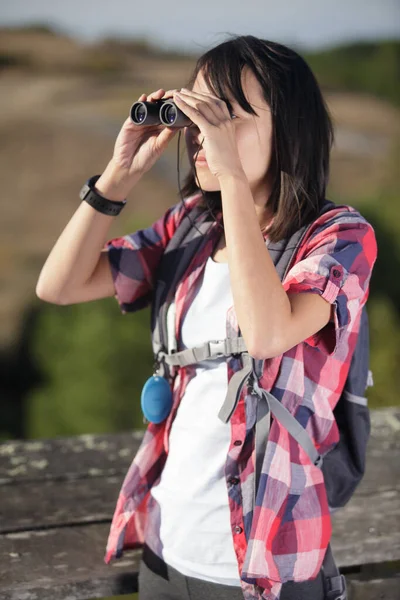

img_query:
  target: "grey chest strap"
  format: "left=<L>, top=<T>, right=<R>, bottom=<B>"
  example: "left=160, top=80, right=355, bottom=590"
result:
left=160, top=337, right=247, bottom=366
left=158, top=339, right=323, bottom=508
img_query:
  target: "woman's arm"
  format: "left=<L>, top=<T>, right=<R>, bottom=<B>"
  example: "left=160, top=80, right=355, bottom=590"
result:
left=36, top=160, right=140, bottom=305
left=218, top=173, right=377, bottom=359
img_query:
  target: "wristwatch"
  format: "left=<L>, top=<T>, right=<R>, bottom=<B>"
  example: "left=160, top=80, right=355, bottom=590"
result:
left=79, top=174, right=127, bottom=216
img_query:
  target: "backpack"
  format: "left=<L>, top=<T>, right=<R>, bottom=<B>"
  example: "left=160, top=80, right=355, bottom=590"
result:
left=148, top=198, right=373, bottom=600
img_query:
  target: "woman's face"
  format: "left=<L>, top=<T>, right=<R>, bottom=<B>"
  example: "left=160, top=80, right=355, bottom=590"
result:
left=184, top=65, right=274, bottom=210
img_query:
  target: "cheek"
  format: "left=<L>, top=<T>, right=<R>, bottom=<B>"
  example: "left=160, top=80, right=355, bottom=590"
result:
left=184, top=129, right=197, bottom=164
left=184, top=128, right=192, bottom=150
left=236, top=128, right=272, bottom=175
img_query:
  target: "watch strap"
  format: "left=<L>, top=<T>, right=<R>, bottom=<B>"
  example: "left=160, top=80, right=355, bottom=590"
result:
left=80, top=174, right=127, bottom=216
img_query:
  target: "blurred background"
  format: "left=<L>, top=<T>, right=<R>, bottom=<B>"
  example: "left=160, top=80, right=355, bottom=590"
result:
left=0, top=2, right=399, bottom=445
left=1, top=2, right=399, bottom=599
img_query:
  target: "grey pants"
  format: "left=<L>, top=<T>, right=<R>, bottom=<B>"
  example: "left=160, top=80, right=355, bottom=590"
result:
left=138, top=543, right=326, bottom=600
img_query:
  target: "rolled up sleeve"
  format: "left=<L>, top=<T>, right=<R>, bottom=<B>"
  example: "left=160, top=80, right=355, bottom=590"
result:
left=102, top=199, right=188, bottom=314
left=282, top=213, right=378, bottom=354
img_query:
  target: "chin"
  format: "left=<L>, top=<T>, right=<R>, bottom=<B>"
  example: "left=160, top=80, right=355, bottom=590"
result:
left=194, top=168, right=220, bottom=191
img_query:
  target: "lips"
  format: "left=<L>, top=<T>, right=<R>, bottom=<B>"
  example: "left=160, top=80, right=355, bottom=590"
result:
left=195, top=153, right=207, bottom=162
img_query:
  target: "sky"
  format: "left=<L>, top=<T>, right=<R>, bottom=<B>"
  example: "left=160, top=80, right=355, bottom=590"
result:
left=1, top=0, right=400, bottom=53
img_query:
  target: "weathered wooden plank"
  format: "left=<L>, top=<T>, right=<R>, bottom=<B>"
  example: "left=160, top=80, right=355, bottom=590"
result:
left=0, top=523, right=140, bottom=600
left=1, top=522, right=399, bottom=600
left=1, top=474, right=399, bottom=565
left=0, top=475, right=122, bottom=533
left=0, top=408, right=398, bottom=487
left=359, top=408, right=400, bottom=494
left=347, top=576, right=400, bottom=600
left=1, top=409, right=399, bottom=534
left=1, top=486, right=398, bottom=571
left=0, top=431, right=143, bottom=484
left=331, top=487, right=400, bottom=566
left=0, top=408, right=398, bottom=599
left=1, top=520, right=399, bottom=600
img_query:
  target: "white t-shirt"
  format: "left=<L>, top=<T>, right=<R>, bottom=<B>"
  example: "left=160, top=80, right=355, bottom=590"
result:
left=147, top=254, right=242, bottom=586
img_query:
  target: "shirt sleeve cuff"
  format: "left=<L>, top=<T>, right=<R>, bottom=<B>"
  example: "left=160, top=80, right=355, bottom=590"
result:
left=103, top=240, right=152, bottom=315
left=285, top=263, right=347, bottom=354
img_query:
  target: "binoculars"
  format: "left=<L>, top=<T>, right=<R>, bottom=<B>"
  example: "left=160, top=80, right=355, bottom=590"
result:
left=130, top=99, right=193, bottom=128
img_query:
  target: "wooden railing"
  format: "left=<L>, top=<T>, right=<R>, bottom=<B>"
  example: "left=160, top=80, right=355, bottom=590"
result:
left=1, top=407, right=399, bottom=600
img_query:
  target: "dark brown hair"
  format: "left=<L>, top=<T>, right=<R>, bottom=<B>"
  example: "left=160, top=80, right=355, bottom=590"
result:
left=178, top=34, right=334, bottom=242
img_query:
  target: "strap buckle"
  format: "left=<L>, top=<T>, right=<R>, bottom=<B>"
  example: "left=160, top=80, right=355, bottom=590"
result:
left=325, top=574, right=347, bottom=600
left=154, top=350, right=170, bottom=376
left=207, top=340, right=226, bottom=358
left=247, top=371, right=261, bottom=397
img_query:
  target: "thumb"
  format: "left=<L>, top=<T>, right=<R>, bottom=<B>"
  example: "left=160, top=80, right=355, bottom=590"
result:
left=156, top=126, right=180, bottom=150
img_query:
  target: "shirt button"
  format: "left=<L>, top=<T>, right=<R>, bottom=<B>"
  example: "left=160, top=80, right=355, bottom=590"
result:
left=228, top=476, right=240, bottom=485
left=233, top=440, right=242, bottom=446
left=234, top=525, right=243, bottom=534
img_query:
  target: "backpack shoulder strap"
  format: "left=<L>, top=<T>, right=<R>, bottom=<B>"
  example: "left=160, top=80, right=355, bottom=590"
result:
left=253, top=198, right=337, bottom=378
left=323, top=303, right=372, bottom=510
left=151, top=203, right=213, bottom=376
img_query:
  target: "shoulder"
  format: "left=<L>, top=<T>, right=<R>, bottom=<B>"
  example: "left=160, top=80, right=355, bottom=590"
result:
left=171, top=191, right=203, bottom=223
left=283, top=201, right=378, bottom=301
left=160, top=191, right=203, bottom=238
left=298, top=201, right=377, bottom=261
left=104, top=192, right=203, bottom=253
left=309, top=202, right=372, bottom=235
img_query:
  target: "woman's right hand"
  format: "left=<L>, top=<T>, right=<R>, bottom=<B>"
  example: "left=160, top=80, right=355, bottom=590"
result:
left=111, top=88, right=180, bottom=179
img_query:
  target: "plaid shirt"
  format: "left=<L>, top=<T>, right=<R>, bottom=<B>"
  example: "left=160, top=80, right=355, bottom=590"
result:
left=102, top=192, right=377, bottom=600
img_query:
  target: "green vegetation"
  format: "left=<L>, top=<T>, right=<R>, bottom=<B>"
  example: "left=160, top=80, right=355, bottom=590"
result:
left=1, top=23, right=62, bottom=36
left=304, top=40, right=400, bottom=106
left=27, top=265, right=154, bottom=439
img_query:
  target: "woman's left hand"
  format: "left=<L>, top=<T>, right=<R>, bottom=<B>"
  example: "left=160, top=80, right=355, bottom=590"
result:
left=173, top=88, right=246, bottom=180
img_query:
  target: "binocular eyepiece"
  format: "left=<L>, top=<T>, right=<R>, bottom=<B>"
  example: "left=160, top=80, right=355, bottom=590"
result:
left=130, top=99, right=193, bottom=128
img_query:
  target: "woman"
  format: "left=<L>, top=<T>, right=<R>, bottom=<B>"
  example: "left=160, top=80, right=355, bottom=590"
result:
left=36, top=35, right=377, bottom=600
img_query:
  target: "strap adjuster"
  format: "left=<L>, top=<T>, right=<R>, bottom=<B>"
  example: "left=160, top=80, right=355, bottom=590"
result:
left=314, top=454, right=324, bottom=468
left=325, top=573, right=347, bottom=600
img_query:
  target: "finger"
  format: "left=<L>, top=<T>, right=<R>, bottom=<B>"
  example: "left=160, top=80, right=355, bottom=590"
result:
left=181, top=88, right=222, bottom=103
left=146, top=88, right=165, bottom=102
left=156, top=125, right=179, bottom=147
left=162, top=89, right=181, bottom=99
left=148, top=88, right=180, bottom=102
left=180, top=88, right=230, bottom=118
left=176, top=90, right=227, bottom=122
left=174, top=92, right=220, bottom=126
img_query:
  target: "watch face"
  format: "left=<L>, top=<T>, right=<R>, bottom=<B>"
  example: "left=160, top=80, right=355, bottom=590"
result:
left=79, top=183, right=90, bottom=201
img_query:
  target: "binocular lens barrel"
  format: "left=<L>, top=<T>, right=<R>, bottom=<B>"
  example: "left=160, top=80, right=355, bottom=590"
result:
left=160, top=103, right=176, bottom=125
left=134, top=104, right=147, bottom=123
left=130, top=99, right=192, bottom=128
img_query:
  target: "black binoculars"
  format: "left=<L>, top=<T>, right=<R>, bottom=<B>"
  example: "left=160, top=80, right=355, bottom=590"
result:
left=129, top=99, right=193, bottom=128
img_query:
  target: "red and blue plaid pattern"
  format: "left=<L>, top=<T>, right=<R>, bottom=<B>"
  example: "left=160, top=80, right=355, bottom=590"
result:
left=102, top=192, right=377, bottom=600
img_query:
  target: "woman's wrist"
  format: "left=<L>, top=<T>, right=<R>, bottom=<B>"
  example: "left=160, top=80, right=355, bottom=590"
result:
left=95, top=160, right=142, bottom=202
